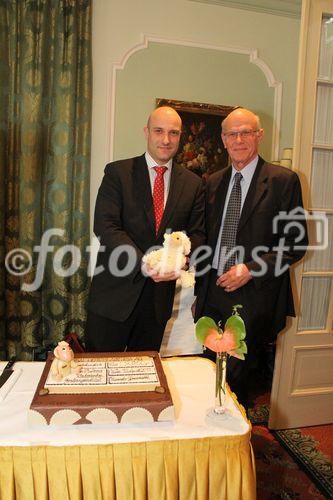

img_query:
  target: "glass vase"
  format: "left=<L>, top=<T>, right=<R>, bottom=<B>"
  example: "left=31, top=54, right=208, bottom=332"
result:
left=206, top=352, right=229, bottom=424
left=214, top=351, right=227, bottom=414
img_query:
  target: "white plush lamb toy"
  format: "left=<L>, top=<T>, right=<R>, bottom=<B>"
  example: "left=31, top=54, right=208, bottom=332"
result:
left=142, top=231, right=195, bottom=287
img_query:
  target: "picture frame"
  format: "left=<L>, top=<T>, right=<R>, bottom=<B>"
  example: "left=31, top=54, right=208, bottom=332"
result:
left=156, top=98, right=238, bottom=180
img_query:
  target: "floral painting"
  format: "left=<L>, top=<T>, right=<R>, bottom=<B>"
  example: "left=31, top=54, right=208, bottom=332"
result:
left=156, top=98, right=238, bottom=181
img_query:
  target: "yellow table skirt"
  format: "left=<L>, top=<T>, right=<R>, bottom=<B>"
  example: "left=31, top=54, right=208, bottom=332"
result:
left=0, top=433, right=256, bottom=500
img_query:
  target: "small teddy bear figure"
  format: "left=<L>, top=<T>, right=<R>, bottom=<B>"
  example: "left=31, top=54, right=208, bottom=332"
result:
left=50, top=340, right=81, bottom=381
left=142, top=231, right=195, bottom=288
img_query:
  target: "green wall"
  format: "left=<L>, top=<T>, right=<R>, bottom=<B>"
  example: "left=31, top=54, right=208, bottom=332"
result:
left=114, top=42, right=274, bottom=161
left=91, top=0, right=300, bottom=212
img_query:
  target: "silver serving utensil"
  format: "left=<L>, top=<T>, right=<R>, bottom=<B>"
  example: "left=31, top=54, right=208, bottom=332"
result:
left=0, top=357, right=16, bottom=388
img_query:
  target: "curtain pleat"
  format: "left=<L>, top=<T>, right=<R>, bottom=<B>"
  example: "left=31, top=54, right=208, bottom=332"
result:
left=131, top=442, right=148, bottom=500
left=164, top=440, right=179, bottom=500
left=194, top=438, right=209, bottom=500
left=0, top=436, right=256, bottom=500
left=31, top=447, right=48, bottom=500
left=98, top=445, right=116, bottom=499
left=178, top=439, right=197, bottom=499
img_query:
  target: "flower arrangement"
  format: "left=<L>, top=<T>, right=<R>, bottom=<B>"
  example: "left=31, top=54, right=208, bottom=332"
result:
left=195, top=305, right=247, bottom=415
left=196, top=304, right=247, bottom=357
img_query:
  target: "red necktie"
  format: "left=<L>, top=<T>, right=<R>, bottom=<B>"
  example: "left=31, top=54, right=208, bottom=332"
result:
left=153, top=166, right=167, bottom=234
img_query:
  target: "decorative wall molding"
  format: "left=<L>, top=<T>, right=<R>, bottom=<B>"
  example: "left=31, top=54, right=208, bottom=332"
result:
left=107, top=34, right=282, bottom=161
left=189, top=0, right=302, bottom=18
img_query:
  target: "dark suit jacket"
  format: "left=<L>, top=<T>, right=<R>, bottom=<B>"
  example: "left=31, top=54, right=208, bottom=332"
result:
left=88, top=154, right=205, bottom=323
left=195, top=157, right=308, bottom=341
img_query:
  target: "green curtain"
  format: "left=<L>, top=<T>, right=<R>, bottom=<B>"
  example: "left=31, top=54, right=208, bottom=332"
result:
left=0, top=0, right=92, bottom=360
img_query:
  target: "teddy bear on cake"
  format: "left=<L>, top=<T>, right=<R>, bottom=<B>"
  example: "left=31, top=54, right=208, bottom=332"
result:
left=142, top=231, right=195, bottom=288
left=50, top=341, right=81, bottom=381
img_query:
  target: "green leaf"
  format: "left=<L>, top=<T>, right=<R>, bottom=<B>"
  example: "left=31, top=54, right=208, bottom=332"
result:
left=236, top=340, right=247, bottom=355
left=195, top=316, right=219, bottom=344
left=224, top=314, right=246, bottom=341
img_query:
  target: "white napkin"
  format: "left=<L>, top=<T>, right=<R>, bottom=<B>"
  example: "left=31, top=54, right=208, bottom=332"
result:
left=0, top=369, right=22, bottom=402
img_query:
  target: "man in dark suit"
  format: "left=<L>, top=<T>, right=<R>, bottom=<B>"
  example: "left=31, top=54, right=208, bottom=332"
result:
left=86, top=106, right=205, bottom=352
left=193, top=108, right=308, bottom=408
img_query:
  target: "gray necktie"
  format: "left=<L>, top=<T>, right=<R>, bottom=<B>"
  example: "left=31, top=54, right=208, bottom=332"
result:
left=217, top=172, right=243, bottom=275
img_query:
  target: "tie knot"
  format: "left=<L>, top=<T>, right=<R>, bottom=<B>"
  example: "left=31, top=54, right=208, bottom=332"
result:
left=234, top=172, right=242, bottom=184
left=154, top=166, right=168, bottom=176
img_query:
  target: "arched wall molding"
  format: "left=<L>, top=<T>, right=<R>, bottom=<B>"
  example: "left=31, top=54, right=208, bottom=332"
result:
left=106, top=34, right=282, bottom=162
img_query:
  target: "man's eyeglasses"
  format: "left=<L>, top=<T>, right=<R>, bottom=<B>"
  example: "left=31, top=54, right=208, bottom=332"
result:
left=223, top=130, right=259, bottom=140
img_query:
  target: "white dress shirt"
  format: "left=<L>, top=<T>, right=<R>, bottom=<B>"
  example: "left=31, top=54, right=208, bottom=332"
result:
left=212, top=157, right=258, bottom=269
left=145, top=152, right=173, bottom=207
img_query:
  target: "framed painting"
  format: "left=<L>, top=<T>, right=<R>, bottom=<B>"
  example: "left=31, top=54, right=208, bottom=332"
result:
left=156, top=98, right=238, bottom=180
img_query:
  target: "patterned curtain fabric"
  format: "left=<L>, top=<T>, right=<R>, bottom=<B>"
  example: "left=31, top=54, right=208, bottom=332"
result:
left=0, top=0, right=92, bottom=360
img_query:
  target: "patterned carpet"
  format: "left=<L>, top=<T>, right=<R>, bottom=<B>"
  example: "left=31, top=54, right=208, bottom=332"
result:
left=249, top=403, right=333, bottom=499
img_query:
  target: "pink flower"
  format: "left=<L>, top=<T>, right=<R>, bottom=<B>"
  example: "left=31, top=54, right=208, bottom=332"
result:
left=204, top=328, right=238, bottom=354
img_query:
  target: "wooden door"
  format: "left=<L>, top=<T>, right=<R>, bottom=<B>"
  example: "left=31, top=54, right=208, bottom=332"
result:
left=269, top=0, right=333, bottom=429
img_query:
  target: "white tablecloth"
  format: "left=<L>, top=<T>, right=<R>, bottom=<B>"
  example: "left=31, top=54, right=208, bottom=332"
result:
left=0, top=357, right=249, bottom=447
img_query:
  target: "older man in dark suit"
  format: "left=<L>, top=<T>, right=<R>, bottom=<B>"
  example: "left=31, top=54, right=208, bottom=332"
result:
left=86, top=106, right=205, bottom=352
left=193, top=108, right=308, bottom=408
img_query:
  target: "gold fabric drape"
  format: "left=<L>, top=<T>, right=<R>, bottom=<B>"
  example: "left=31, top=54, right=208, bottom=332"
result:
left=0, top=0, right=92, bottom=360
left=0, top=436, right=256, bottom=500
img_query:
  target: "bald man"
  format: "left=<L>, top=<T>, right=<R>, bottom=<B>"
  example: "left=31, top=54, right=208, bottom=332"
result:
left=193, top=108, right=307, bottom=409
left=86, top=106, right=205, bottom=352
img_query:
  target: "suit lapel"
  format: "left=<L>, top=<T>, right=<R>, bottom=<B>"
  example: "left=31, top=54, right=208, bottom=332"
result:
left=134, top=155, right=155, bottom=233
left=209, top=167, right=231, bottom=247
left=238, top=157, right=268, bottom=232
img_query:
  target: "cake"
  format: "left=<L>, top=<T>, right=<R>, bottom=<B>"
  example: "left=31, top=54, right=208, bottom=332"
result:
left=28, top=351, right=174, bottom=425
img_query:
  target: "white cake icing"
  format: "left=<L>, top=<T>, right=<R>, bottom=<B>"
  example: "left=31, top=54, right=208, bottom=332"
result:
left=44, top=356, right=160, bottom=394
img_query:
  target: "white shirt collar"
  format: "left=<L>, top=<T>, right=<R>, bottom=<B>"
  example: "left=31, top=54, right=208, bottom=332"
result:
left=231, top=156, right=258, bottom=183
left=145, top=151, right=173, bottom=170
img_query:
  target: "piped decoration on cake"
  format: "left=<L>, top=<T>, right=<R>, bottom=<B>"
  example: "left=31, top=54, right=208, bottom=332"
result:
left=28, top=409, right=48, bottom=426
left=86, top=408, right=118, bottom=424
left=121, top=407, right=154, bottom=423
left=50, top=409, right=81, bottom=425
left=158, top=406, right=175, bottom=422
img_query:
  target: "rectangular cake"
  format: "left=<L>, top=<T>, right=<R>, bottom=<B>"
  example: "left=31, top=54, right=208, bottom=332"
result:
left=29, top=351, right=174, bottom=426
